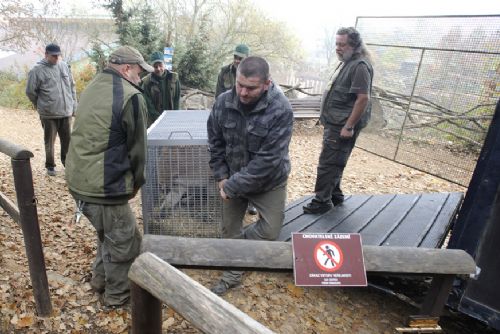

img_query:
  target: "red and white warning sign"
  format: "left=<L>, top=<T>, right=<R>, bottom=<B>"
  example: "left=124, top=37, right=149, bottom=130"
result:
left=292, top=233, right=367, bottom=287
left=314, top=241, right=344, bottom=272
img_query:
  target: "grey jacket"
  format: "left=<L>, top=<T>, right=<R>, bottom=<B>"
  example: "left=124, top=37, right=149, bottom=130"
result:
left=207, top=83, right=293, bottom=198
left=26, top=59, right=77, bottom=118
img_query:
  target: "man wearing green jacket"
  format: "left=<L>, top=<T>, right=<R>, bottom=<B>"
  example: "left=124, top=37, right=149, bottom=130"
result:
left=65, top=46, right=153, bottom=308
left=215, top=44, right=250, bottom=98
left=142, top=51, right=181, bottom=127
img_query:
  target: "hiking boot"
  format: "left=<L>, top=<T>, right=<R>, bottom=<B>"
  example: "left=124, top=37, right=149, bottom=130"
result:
left=247, top=205, right=258, bottom=215
left=46, top=167, right=56, bottom=176
left=90, top=276, right=105, bottom=294
left=210, top=280, right=240, bottom=296
left=331, top=197, right=344, bottom=206
left=99, top=294, right=130, bottom=311
left=303, top=201, right=333, bottom=214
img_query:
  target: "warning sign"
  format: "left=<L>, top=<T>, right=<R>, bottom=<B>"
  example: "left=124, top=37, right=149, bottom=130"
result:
left=314, top=241, right=343, bottom=272
left=292, top=233, right=367, bottom=287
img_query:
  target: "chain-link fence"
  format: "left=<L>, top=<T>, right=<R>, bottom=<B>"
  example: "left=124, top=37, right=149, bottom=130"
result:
left=355, top=15, right=500, bottom=186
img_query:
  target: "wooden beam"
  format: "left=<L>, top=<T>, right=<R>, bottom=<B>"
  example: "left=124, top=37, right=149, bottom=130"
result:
left=142, top=235, right=476, bottom=275
left=128, top=252, right=276, bottom=334
left=0, top=191, right=19, bottom=224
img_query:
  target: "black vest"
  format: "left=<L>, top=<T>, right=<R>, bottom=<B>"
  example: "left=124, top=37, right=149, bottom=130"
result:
left=320, top=57, right=373, bottom=128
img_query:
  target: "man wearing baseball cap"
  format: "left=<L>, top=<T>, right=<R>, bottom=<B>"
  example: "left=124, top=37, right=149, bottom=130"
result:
left=26, top=43, right=77, bottom=176
left=215, top=44, right=249, bottom=97
left=142, top=50, right=181, bottom=127
left=65, top=45, right=152, bottom=309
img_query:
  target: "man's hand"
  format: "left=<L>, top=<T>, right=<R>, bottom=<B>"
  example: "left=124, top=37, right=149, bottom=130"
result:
left=218, top=179, right=229, bottom=201
left=340, top=126, right=354, bottom=139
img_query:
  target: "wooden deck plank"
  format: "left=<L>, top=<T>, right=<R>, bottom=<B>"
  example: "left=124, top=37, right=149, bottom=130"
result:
left=278, top=194, right=372, bottom=242
left=377, top=193, right=450, bottom=247
left=358, top=193, right=422, bottom=246
left=325, top=193, right=398, bottom=234
left=280, top=192, right=463, bottom=249
left=419, top=192, right=463, bottom=248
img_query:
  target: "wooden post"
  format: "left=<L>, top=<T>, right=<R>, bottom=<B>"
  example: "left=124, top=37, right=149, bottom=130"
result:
left=419, top=274, right=455, bottom=317
left=9, top=150, right=52, bottom=317
left=131, top=281, right=162, bottom=334
left=129, top=253, right=276, bottom=334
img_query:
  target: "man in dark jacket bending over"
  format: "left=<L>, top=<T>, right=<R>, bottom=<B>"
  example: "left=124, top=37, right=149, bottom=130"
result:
left=207, top=56, right=293, bottom=295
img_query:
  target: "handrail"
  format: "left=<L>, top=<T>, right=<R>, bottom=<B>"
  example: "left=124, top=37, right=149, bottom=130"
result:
left=0, top=138, right=52, bottom=316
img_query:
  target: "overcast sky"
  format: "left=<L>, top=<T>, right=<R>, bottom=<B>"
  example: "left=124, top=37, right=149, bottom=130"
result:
left=252, top=0, right=500, bottom=51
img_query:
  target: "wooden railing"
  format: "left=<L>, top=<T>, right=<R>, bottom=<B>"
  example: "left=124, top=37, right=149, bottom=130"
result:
left=141, top=235, right=476, bottom=320
left=129, top=252, right=275, bottom=334
left=0, top=139, right=52, bottom=316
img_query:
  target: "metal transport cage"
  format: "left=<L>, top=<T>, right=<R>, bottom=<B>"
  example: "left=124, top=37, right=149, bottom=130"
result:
left=142, top=110, right=222, bottom=238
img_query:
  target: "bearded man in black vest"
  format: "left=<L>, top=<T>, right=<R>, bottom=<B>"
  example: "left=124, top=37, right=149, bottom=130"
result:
left=303, top=27, right=374, bottom=214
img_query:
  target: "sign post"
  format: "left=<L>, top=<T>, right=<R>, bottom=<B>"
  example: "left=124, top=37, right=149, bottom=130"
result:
left=163, top=47, right=174, bottom=71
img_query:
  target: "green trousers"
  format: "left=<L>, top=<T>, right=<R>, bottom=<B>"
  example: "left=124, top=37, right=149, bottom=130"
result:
left=220, top=183, right=287, bottom=286
left=82, top=202, right=142, bottom=306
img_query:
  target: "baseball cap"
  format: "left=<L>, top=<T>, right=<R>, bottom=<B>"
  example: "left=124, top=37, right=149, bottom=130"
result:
left=108, top=46, right=154, bottom=72
left=234, top=44, right=249, bottom=58
left=149, top=51, right=164, bottom=65
left=45, top=43, right=61, bottom=56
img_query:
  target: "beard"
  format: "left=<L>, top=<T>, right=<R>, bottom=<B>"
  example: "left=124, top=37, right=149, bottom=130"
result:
left=337, top=49, right=354, bottom=62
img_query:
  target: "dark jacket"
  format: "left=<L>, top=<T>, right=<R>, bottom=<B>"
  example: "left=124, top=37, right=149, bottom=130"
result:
left=65, top=68, right=147, bottom=204
left=142, top=70, right=181, bottom=127
left=320, top=56, right=373, bottom=129
left=25, top=59, right=77, bottom=118
left=215, top=64, right=237, bottom=97
left=207, top=82, right=293, bottom=198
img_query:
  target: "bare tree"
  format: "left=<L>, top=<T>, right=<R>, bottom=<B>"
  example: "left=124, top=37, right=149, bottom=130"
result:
left=0, top=0, right=37, bottom=51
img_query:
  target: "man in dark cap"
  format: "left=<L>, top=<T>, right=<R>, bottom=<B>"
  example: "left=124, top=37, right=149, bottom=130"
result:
left=215, top=44, right=250, bottom=98
left=26, top=43, right=77, bottom=176
left=65, top=45, right=153, bottom=309
left=142, top=50, right=181, bottom=127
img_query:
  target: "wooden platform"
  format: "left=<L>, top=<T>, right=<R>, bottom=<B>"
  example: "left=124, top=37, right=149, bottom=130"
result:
left=278, top=193, right=464, bottom=248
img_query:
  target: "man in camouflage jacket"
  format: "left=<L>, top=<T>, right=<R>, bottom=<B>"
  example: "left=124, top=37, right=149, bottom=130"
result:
left=207, top=56, right=293, bottom=295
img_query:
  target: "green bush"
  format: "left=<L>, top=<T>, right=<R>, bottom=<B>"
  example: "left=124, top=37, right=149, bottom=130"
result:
left=0, top=63, right=96, bottom=109
left=0, top=69, right=32, bottom=109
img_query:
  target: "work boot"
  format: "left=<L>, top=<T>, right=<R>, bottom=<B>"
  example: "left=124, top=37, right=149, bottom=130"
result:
left=247, top=204, right=258, bottom=215
left=210, top=280, right=240, bottom=296
left=331, top=197, right=344, bottom=206
left=99, top=294, right=130, bottom=311
left=90, top=276, right=105, bottom=294
left=303, top=200, right=333, bottom=214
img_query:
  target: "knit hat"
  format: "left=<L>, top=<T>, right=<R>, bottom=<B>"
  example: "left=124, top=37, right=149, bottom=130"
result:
left=234, top=44, right=249, bottom=58
left=45, top=43, right=61, bottom=55
left=149, top=51, right=164, bottom=65
left=108, top=46, right=154, bottom=72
